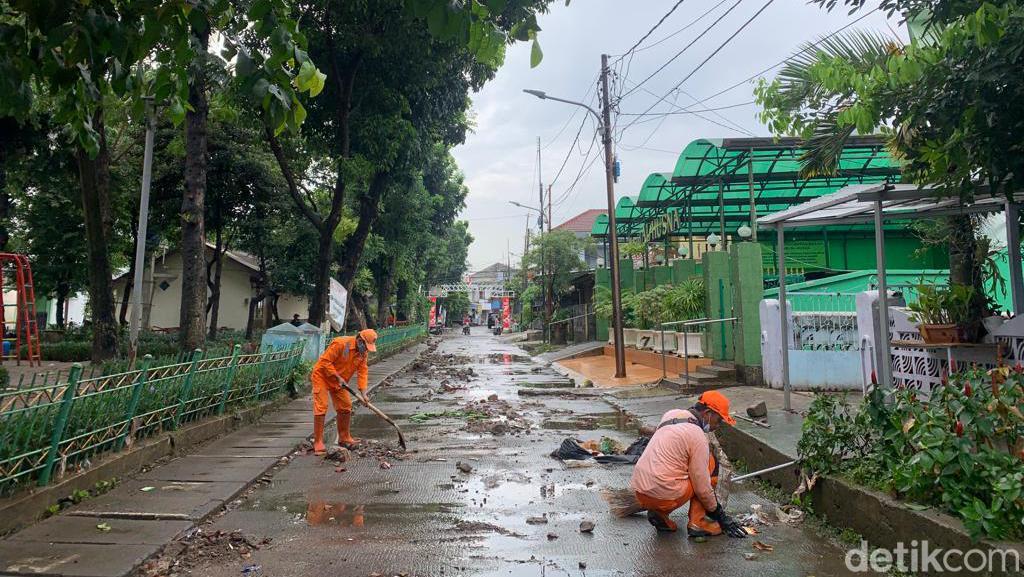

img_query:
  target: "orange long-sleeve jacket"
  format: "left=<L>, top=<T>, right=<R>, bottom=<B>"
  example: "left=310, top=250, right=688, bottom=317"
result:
left=312, top=336, right=369, bottom=391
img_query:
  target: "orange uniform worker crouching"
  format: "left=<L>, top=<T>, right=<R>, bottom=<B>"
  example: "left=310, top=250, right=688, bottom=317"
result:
left=629, top=390, right=747, bottom=538
left=310, top=329, right=378, bottom=455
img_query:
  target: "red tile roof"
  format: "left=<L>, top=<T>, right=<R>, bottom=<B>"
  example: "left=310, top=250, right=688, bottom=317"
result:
left=554, top=209, right=607, bottom=233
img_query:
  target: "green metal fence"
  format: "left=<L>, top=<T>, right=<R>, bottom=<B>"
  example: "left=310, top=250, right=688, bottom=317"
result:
left=0, top=342, right=304, bottom=494
left=372, top=325, right=427, bottom=355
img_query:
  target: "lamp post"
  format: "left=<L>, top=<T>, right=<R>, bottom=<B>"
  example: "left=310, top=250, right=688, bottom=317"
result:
left=509, top=200, right=550, bottom=340
left=737, top=225, right=752, bottom=241
left=706, top=232, right=721, bottom=250
left=524, top=54, right=626, bottom=377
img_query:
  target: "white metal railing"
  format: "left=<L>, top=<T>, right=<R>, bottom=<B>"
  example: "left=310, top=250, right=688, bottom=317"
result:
left=657, top=317, right=737, bottom=380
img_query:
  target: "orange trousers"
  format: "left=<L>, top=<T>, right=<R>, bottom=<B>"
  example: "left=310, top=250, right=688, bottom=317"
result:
left=635, top=455, right=720, bottom=534
left=311, top=372, right=352, bottom=416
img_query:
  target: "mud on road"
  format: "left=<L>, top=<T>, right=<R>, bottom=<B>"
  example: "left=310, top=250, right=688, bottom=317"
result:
left=140, top=330, right=872, bottom=577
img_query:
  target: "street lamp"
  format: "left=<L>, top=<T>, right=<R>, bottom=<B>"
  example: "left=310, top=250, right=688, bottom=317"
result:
left=707, top=232, right=721, bottom=249
left=523, top=60, right=627, bottom=379
left=737, top=225, right=752, bottom=240
left=510, top=200, right=544, bottom=230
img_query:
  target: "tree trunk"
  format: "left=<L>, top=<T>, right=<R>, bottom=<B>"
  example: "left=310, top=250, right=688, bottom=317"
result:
left=179, top=25, right=210, bottom=352
left=207, top=226, right=224, bottom=340
left=336, top=171, right=389, bottom=290
left=76, top=109, right=118, bottom=361
left=946, top=215, right=987, bottom=322
left=245, top=291, right=263, bottom=340
left=396, top=280, right=409, bottom=321
left=55, top=282, right=68, bottom=329
left=0, top=170, right=8, bottom=251
left=375, top=259, right=395, bottom=327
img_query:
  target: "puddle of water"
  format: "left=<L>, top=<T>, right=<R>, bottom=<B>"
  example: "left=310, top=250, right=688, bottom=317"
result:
left=540, top=411, right=639, bottom=433
left=245, top=492, right=463, bottom=523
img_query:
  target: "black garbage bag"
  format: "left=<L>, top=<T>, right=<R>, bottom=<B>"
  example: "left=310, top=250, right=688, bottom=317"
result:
left=551, top=438, right=594, bottom=461
left=625, top=436, right=650, bottom=456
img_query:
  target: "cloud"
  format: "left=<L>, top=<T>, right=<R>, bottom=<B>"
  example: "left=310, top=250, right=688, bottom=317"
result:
left=452, top=0, right=903, bottom=270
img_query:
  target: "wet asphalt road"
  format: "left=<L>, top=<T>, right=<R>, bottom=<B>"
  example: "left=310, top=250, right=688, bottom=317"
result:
left=176, top=330, right=867, bottom=577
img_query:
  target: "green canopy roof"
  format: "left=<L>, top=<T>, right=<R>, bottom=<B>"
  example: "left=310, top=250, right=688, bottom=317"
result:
left=608, top=136, right=903, bottom=239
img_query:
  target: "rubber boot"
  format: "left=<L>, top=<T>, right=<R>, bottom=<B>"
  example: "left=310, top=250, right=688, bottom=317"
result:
left=337, top=411, right=360, bottom=448
left=686, top=499, right=723, bottom=537
left=647, top=510, right=678, bottom=532
left=312, top=414, right=326, bottom=455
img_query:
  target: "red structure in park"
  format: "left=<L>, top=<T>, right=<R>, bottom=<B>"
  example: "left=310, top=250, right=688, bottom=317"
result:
left=0, top=253, right=41, bottom=366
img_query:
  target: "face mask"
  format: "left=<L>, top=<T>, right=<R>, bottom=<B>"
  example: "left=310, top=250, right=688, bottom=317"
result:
left=702, top=422, right=711, bottom=433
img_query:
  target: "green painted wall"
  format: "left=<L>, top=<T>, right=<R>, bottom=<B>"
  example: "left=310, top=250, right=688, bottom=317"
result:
left=672, top=259, right=695, bottom=283
left=759, top=232, right=948, bottom=273
left=703, top=251, right=734, bottom=361
left=731, top=243, right=762, bottom=368
left=654, top=265, right=673, bottom=286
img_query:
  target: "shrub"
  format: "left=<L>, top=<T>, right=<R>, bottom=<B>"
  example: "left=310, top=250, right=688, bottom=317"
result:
left=798, top=368, right=1024, bottom=540
left=0, top=365, right=8, bottom=387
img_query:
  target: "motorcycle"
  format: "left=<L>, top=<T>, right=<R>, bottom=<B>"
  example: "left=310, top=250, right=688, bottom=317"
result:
left=462, top=324, right=471, bottom=335
left=429, top=323, right=443, bottom=336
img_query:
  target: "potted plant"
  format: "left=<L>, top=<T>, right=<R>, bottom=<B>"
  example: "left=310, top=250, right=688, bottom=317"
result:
left=595, top=286, right=638, bottom=347
left=633, top=286, right=673, bottom=350
left=908, top=283, right=975, bottom=344
left=665, top=279, right=706, bottom=356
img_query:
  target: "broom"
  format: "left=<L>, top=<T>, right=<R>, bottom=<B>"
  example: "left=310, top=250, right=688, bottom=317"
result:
left=601, top=488, right=645, bottom=518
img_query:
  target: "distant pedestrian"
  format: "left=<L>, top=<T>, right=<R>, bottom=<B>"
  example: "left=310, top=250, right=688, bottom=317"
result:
left=290, top=314, right=302, bottom=327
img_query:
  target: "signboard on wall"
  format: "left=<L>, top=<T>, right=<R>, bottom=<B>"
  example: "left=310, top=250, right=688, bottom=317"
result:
left=328, top=278, right=348, bottom=331
left=764, top=240, right=827, bottom=270
left=501, top=297, right=511, bottom=329
left=428, top=296, right=438, bottom=326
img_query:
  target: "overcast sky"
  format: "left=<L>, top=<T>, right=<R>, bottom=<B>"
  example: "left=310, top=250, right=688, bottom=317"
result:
left=450, top=0, right=905, bottom=271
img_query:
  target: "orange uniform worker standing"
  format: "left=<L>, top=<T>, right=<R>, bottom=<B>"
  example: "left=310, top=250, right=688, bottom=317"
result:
left=630, top=390, right=747, bottom=538
left=310, top=329, right=378, bottom=455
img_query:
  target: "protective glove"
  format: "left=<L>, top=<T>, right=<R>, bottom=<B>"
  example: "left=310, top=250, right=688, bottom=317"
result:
left=708, top=503, right=747, bottom=538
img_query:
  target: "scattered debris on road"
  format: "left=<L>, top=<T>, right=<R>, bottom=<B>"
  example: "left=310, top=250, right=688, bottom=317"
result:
left=456, top=461, right=473, bottom=474
left=579, top=520, right=596, bottom=533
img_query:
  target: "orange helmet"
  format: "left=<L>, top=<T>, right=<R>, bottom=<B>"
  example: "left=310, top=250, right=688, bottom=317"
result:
left=698, top=390, right=736, bottom=426
left=358, top=329, right=378, bottom=352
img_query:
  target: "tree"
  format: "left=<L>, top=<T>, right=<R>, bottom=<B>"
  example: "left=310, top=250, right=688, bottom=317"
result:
left=266, top=0, right=550, bottom=326
left=755, top=0, right=1024, bottom=321
left=0, top=0, right=325, bottom=357
left=523, top=230, right=589, bottom=316
left=443, top=291, right=471, bottom=324
left=4, top=134, right=90, bottom=328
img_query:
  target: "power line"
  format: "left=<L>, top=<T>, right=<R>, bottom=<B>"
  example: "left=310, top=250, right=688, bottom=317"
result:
left=616, top=80, right=757, bottom=138
left=687, top=7, right=880, bottom=108
left=549, top=114, right=595, bottom=187
left=619, top=100, right=755, bottom=116
left=617, top=0, right=777, bottom=138
left=634, top=0, right=733, bottom=54
left=552, top=131, right=600, bottom=207
left=540, top=74, right=599, bottom=151
left=612, top=0, right=690, bottom=65
left=553, top=152, right=603, bottom=209
left=616, top=0, right=747, bottom=102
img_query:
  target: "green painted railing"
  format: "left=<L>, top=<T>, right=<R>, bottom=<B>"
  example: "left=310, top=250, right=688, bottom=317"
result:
left=372, top=324, right=427, bottom=355
left=0, top=342, right=304, bottom=494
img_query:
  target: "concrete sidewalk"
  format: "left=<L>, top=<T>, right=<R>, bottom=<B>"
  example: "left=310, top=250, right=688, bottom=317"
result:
left=0, top=343, right=427, bottom=577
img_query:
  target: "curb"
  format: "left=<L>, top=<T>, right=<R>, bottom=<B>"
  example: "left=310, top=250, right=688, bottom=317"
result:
left=714, top=420, right=1024, bottom=577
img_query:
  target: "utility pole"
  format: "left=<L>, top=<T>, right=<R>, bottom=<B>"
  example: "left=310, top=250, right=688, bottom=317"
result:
left=545, top=184, right=553, bottom=335
left=537, top=137, right=548, bottom=340
left=129, top=97, right=156, bottom=366
left=520, top=58, right=625, bottom=376
left=600, top=54, right=626, bottom=378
